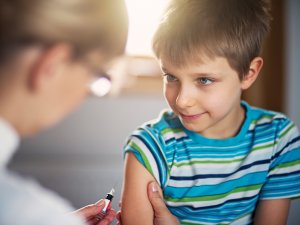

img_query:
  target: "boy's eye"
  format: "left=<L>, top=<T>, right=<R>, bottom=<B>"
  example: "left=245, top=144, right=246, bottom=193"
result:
left=163, top=74, right=177, bottom=82
left=198, top=77, right=213, bottom=85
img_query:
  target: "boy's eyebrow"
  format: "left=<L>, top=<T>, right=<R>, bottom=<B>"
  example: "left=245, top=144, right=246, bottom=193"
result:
left=161, top=67, right=178, bottom=76
left=193, top=72, right=218, bottom=77
left=161, top=67, right=168, bottom=73
left=160, top=66, right=221, bottom=77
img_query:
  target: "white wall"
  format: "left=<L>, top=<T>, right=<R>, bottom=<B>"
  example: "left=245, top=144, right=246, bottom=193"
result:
left=286, top=0, right=300, bottom=126
left=285, top=0, right=300, bottom=224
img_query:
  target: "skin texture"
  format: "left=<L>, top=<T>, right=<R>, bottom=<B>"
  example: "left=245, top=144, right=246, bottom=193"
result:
left=121, top=153, right=156, bottom=225
left=253, top=199, right=290, bottom=225
left=121, top=56, right=291, bottom=225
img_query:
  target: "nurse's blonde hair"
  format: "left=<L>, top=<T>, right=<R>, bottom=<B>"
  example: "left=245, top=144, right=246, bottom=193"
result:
left=0, top=0, right=128, bottom=62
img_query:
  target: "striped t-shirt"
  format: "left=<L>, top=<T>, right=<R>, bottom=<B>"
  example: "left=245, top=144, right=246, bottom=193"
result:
left=124, top=101, right=300, bottom=225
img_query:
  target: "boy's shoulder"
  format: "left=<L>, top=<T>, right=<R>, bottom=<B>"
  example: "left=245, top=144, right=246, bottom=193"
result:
left=142, top=109, right=181, bottom=130
left=245, top=102, right=294, bottom=129
left=139, top=109, right=187, bottom=140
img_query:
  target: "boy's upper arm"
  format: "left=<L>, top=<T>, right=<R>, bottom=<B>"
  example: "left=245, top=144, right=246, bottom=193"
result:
left=253, top=199, right=290, bottom=225
left=121, top=152, right=156, bottom=225
left=260, top=120, right=300, bottom=200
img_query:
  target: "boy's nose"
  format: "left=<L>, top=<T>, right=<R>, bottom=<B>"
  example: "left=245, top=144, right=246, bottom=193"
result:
left=176, top=87, right=196, bottom=109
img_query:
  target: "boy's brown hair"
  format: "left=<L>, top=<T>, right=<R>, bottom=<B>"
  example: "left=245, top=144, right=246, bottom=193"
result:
left=152, top=0, right=272, bottom=78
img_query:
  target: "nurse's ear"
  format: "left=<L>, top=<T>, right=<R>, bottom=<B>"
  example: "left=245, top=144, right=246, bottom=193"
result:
left=28, top=43, right=73, bottom=93
left=241, top=57, right=263, bottom=90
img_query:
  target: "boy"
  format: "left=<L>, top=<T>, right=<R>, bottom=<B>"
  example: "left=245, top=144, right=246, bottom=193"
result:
left=121, top=0, right=300, bottom=224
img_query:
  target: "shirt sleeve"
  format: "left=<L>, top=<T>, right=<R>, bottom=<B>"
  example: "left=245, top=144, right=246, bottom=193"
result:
left=123, top=126, right=169, bottom=188
left=259, top=119, right=300, bottom=200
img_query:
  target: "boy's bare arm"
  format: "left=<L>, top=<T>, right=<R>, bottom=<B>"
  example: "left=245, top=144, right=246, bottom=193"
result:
left=121, top=152, right=157, bottom=225
left=253, top=199, right=290, bottom=225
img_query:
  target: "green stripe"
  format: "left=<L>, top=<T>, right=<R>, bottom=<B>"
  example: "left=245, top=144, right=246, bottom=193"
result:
left=250, top=115, right=274, bottom=125
left=173, top=158, right=243, bottom=167
left=181, top=222, right=202, bottom=225
left=181, top=213, right=251, bottom=225
left=161, top=127, right=183, bottom=135
left=129, top=141, right=154, bottom=176
left=271, top=159, right=300, bottom=172
left=165, top=184, right=262, bottom=202
left=252, top=143, right=274, bottom=151
left=279, top=123, right=295, bottom=139
left=173, top=143, right=273, bottom=167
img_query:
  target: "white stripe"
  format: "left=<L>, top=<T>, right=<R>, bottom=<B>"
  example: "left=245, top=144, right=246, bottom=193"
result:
left=269, top=163, right=300, bottom=176
left=278, top=121, right=296, bottom=137
left=248, top=114, right=285, bottom=130
left=231, top=214, right=252, bottom=225
left=181, top=213, right=252, bottom=225
left=162, top=131, right=187, bottom=141
left=166, top=189, right=259, bottom=208
left=171, top=145, right=273, bottom=176
left=172, top=140, right=274, bottom=158
left=276, top=126, right=299, bottom=153
left=131, top=137, right=161, bottom=186
left=168, top=163, right=269, bottom=187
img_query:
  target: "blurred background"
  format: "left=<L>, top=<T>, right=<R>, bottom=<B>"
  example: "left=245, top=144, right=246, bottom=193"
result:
left=8, top=0, right=300, bottom=224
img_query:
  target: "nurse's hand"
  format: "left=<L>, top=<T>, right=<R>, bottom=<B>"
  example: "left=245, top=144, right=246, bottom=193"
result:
left=116, top=182, right=179, bottom=225
left=73, top=199, right=116, bottom=225
left=147, top=182, right=180, bottom=225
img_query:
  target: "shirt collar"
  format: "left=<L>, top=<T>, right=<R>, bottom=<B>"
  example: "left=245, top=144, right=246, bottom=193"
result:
left=0, top=118, right=20, bottom=168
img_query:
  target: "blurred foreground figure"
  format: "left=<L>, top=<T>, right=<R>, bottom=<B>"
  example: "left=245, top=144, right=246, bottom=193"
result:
left=0, top=0, right=128, bottom=224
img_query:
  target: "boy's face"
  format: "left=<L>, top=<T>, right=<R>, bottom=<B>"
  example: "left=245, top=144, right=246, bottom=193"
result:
left=160, top=56, right=245, bottom=139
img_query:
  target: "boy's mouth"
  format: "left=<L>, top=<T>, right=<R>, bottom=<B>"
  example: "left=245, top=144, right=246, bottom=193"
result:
left=179, top=112, right=206, bottom=121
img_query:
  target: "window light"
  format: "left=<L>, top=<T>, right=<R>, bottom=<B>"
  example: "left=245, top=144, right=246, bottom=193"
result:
left=125, top=0, right=169, bottom=56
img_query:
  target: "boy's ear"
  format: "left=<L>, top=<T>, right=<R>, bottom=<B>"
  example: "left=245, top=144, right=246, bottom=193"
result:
left=241, top=57, right=263, bottom=90
left=29, top=43, right=73, bottom=92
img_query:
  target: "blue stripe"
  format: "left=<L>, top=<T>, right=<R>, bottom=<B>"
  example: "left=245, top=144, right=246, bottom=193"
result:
left=140, top=126, right=170, bottom=186
left=165, top=136, right=189, bottom=145
left=170, top=159, right=270, bottom=180
left=131, top=133, right=167, bottom=185
left=268, top=170, right=300, bottom=179
left=167, top=195, right=258, bottom=212
left=271, top=135, right=300, bottom=161
left=165, top=172, right=266, bottom=197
